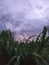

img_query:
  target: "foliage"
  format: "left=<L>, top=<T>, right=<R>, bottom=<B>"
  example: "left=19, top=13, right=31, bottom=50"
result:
left=0, top=26, right=49, bottom=65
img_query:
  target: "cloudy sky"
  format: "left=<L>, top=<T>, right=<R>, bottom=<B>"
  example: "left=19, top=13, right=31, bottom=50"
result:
left=0, top=0, right=49, bottom=36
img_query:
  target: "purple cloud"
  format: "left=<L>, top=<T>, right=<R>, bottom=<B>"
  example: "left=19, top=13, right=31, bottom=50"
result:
left=0, top=0, right=49, bottom=36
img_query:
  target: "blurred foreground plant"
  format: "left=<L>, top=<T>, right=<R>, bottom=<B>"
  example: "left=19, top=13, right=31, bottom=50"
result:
left=0, top=26, right=49, bottom=65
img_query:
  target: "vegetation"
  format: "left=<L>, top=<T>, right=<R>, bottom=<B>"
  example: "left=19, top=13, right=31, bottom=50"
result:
left=0, top=26, right=49, bottom=65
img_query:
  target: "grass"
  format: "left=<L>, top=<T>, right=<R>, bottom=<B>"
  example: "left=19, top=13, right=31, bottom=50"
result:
left=0, top=26, right=49, bottom=65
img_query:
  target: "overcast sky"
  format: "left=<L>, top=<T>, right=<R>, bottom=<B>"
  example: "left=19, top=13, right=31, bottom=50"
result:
left=0, top=0, right=49, bottom=36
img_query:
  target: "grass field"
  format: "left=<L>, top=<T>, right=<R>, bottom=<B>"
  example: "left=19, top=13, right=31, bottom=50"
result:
left=0, top=26, right=49, bottom=65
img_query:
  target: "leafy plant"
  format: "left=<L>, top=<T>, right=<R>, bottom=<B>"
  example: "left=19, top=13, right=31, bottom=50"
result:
left=0, top=26, right=49, bottom=65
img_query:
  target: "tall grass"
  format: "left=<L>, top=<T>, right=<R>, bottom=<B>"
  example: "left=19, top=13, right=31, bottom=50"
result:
left=0, top=26, right=49, bottom=65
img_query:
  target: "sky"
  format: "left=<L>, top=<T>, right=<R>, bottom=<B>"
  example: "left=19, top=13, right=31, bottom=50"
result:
left=0, top=0, right=49, bottom=37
